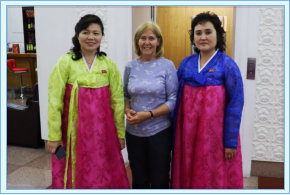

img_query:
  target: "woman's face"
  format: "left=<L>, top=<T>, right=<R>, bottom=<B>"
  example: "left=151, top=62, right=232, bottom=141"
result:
left=138, top=29, right=160, bottom=58
left=78, top=23, right=103, bottom=53
left=194, top=21, right=217, bottom=54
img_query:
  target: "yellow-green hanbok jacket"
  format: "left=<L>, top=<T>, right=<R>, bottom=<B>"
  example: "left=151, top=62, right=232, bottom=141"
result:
left=48, top=53, right=129, bottom=189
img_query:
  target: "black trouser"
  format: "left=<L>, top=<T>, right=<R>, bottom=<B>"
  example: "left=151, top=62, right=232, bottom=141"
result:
left=126, top=128, right=171, bottom=189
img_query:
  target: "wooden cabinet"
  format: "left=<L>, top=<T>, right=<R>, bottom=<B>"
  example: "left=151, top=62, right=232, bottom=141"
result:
left=22, top=7, right=36, bottom=53
left=7, top=53, right=37, bottom=88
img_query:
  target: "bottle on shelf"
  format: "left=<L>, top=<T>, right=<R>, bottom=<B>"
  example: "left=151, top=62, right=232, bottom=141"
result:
left=27, top=18, right=31, bottom=29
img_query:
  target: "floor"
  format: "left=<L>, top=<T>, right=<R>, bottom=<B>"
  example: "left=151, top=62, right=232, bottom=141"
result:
left=7, top=87, right=32, bottom=106
left=6, top=145, right=258, bottom=189
left=7, top=145, right=51, bottom=189
left=7, top=88, right=51, bottom=189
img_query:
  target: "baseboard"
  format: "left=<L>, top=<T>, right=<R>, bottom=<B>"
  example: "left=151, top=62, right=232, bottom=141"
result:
left=258, top=176, right=284, bottom=189
left=251, top=160, right=284, bottom=178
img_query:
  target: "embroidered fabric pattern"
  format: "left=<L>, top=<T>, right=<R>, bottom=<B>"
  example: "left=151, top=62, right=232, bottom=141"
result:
left=48, top=53, right=128, bottom=189
left=123, top=57, right=178, bottom=137
left=172, top=51, right=244, bottom=189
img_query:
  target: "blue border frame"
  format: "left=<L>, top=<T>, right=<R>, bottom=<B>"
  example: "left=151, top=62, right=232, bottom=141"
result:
left=0, top=1, right=2, bottom=193
left=1, top=0, right=290, bottom=1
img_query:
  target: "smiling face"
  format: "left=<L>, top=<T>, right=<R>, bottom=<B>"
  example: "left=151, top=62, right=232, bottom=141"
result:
left=194, top=21, right=217, bottom=55
left=78, top=23, right=103, bottom=54
left=138, top=29, right=160, bottom=60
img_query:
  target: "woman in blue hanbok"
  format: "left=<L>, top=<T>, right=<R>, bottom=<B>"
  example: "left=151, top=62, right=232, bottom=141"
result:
left=172, top=12, right=244, bottom=189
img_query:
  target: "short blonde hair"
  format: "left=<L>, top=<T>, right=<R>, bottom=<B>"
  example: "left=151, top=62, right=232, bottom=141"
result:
left=134, top=21, right=164, bottom=58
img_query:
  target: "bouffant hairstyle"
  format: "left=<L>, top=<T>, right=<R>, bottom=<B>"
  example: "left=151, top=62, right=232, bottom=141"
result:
left=134, top=21, right=164, bottom=58
left=70, top=14, right=106, bottom=60
left=190, top=11, right=226, bottom=53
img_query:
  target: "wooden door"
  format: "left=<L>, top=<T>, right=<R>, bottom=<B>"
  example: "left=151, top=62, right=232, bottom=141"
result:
left=157, top=6, right=234, bottom=69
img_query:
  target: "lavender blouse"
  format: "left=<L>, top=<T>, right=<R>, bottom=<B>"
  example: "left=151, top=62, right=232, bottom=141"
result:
left=123, top=57, right=178, bottom=137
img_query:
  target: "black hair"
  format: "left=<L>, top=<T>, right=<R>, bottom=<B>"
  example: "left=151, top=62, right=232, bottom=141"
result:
left=190, top=11, right=226, bottom=53
left=70, top=14, right=106, bottom=60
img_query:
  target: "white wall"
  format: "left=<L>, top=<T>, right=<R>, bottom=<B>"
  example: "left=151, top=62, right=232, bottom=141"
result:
left=107, top=7, right=133, bottom=76
left=7, top=6, right=25, bottom=53
left=34, top=6, right=132, bottom=162
left=234, top=6, right=284, bottom=176
left=233, top=6, right=259, bottom=177
left=132, top=6, right=151, bottom=58
left=251, top=7, right=284, bottom=162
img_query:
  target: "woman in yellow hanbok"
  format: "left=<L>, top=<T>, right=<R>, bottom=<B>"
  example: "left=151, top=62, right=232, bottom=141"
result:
left=46, top=14, right=129, bottom=189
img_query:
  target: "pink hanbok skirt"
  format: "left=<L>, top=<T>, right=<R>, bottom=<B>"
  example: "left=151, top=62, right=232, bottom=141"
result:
left=52, top=84, right=129, bottom=189
left=172, top=85, right=243, bottom=189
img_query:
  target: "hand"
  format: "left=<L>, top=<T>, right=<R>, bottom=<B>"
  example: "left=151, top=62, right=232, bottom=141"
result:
left=224, top=148, right=237, bottom=161
left=119, top=139, right=125, bottom=150
left=125, top=109, right=137, bottom=120
left=126, top=111, right=150, bottom=125
left=46, top=140, right=63, bottom=154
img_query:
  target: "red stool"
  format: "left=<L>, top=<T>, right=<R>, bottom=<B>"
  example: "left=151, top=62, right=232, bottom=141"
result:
left=7, top=59, right=29, bottom=100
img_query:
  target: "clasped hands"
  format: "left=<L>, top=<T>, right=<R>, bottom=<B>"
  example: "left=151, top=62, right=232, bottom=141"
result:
left=125, top=108, right=150, bottom=125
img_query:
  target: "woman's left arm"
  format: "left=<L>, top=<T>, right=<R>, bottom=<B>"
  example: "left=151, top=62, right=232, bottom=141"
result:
left=156, top=61, right=179, bottom=116
left=108, top=59, right=125, bottom=149
left=223, top=59, right=244, bottom=160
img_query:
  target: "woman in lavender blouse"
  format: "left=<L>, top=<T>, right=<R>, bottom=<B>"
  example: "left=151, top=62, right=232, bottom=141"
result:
left=123, top=21, right=178, bottom=189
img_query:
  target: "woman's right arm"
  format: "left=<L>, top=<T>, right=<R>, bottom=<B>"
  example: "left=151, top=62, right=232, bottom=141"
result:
left=123, top=64, right=137, bottom=120
left=47, top=55, right=69, bottom=153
